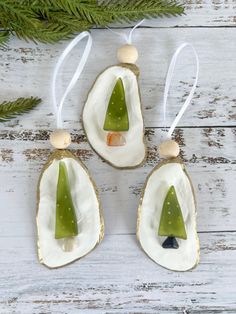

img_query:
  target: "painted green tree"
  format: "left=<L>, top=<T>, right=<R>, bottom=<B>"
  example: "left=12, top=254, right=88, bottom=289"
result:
left=158, top=185, right=187, bottom=249
left=55, top=161, right=78, bottom=240
left=103, top=78, right=129, bottom=132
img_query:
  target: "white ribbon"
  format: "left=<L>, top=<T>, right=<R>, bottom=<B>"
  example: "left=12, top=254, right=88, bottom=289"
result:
left=107, top=19, right=144, bottom=44
left=52, top=31, right=92, bottom=128
left=163, top=43, right=199, bottom=139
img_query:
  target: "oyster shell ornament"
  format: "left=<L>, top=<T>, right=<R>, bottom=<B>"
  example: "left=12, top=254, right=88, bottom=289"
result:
left=137, top=43, right=200, bottom=271
left=37, top=32, right=104, bottom=268
left=83, top=21, right=146, bottom=168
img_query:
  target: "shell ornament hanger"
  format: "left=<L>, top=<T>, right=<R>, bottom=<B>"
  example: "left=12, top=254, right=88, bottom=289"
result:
left=137, top=43, right=200, bottom=271
left=36, top=32, right=104, bottom=269
left=83, top=20, right=146, bottom=168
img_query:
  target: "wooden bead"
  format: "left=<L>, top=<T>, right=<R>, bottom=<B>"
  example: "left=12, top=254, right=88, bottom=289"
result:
left=50, top=129, right=71, bottom=149
left=117, top=44, right=138, bottom=64
left=159, top=140, right=180, bottom=159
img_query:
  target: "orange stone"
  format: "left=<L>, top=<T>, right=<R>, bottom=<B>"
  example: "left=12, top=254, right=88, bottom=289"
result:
left=107, top=132, right=126, bottom=146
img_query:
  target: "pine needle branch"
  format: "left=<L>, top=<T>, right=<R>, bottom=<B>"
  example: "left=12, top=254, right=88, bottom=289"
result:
left=0, top=97, right=41, bottom=122
left=0, top=31, right=10, bottom=47
left=0, top=0, right=184, bottom=44
left=0, top=1, right=40, bottom=39
left=101, top=0, right=184, bottom=21
left=40, top=0, right=114, bottom=25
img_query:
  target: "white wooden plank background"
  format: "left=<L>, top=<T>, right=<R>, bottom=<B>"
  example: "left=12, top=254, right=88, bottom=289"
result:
left=0, top=2, right=236, bottom=313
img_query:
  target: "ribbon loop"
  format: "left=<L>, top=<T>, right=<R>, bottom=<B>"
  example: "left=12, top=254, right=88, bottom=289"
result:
left=106, top=19, right=144, bottom=45
left=52, top=31, right=92, bottom=128
left=163, top=43, right=199, bottom=139
left=127, top=19, right=145, bottom=44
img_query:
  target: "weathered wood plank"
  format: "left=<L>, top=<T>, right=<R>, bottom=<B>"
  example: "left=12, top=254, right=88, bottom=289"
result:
left=0, top=0, right=235, bottom=39
left=0, top=0, right=235, bottom=37
left=0, top=17, right=235, bottom=313
left=0, top=28, right=235, bottom=130
left=118, top=0, right=236, bottom=27
left=0, top=233, right=235, bottom=313
left=0, top=127, right=235, bottom=235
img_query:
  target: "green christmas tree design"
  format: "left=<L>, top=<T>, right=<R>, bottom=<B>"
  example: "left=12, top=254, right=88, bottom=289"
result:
left=103, top=78, right=129, bottom=132
left=55, top=161, right=78, bottom=240
left=158, top=185, right=187, bottom=249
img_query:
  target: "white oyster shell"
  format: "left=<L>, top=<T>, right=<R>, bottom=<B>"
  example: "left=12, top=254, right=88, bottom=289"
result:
left=137, top=160, right=200, bottom=271
left=37, top=151, right=103, bottom=268
left=83, top=65, right=146, bottom=168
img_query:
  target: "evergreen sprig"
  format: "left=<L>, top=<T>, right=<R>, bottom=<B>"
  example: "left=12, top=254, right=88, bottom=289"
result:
left=0, top=0, right=184, bottom=45
left=0, top=97, right=41, bottom=122
left=102, top=0, right=185, bottom=21
left=0, top=31, right=10, bottom=47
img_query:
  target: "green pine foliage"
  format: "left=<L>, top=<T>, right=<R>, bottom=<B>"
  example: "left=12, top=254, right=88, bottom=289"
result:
left=102, top=0, right=185, bottom=21
left=0, top=97, right=41, bottom=122
left=0, top=0, right=184, bottom=45
left=0, top=31, right=10, bottom=47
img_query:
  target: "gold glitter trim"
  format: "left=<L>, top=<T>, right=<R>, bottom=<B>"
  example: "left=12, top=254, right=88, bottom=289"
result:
left=36, top=149, right=104, bottom=269
left=82, top=64, right=147, bottom=170
left=136, top=157, right=200, bottom=271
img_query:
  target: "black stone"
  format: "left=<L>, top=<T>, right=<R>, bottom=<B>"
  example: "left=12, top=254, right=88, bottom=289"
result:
left=162, top=236, right=179, bottom=249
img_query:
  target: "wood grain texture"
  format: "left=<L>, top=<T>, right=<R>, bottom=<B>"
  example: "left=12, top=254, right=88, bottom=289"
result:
left=141, top=0, right=236, bottom=27
left=0, top=2, right=236, bottom=312
left=0, top=233, right=235, bottom=313
left=0, top=127, right=235, bottom=237
left=0, top=28, right=236, bottom=129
